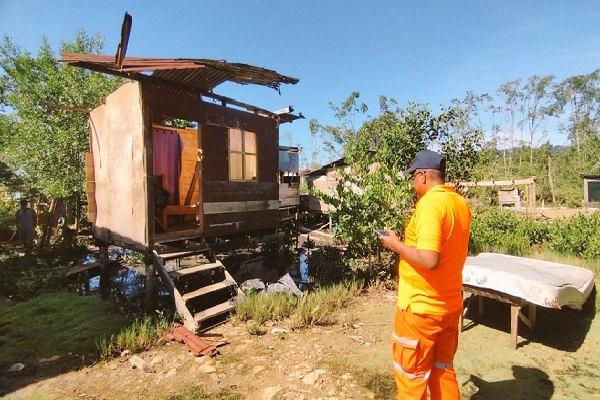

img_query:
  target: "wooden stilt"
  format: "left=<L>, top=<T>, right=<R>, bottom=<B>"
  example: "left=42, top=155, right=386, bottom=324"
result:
left=98, top=243, right=110, bottom=299
left=145, top=252, right=156, bottom=311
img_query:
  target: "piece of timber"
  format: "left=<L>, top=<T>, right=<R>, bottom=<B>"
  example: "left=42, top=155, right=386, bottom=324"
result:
left=168, top=262, right=222, bottom=278
left=194, top=301, right=236, bottom=324
left=158, top=246, right=211, bottom=261
left=182, top=280, right=236, bottom=301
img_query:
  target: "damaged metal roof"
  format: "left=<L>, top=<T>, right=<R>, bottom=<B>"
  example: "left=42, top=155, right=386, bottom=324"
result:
left=59, top=53, right=299, bottom=94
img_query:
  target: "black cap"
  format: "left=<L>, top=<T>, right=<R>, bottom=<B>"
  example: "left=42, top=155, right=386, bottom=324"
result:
left=404, top=150, right=446, bottom=175
left=20, top=199, right=28, bottom=205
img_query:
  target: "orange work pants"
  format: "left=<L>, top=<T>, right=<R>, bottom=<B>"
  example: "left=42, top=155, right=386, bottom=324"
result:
left=392, top=306, right=461, bottom=400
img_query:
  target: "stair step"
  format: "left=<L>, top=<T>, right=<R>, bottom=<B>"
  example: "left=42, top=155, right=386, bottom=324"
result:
left=182, top=280, right=236, bottom=301
left=159, top=246, right=212, bottom=261
left=168, top=262, right=222, bottom=278
left=194, top=301, right=236, bottom=323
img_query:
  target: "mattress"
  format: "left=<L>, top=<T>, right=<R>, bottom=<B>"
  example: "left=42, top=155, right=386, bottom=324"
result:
left=463, top=253, right=596, bottom=310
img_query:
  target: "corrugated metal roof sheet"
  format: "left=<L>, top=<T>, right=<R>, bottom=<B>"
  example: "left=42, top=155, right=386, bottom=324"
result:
left=59, top=53, right=298, bottom=93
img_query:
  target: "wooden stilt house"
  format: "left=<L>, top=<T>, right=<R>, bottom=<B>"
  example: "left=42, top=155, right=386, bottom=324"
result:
left=61, top=53, right=301, bottom=330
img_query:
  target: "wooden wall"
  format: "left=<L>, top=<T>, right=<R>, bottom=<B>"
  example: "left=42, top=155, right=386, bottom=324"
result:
left=88, top=81, right=149, bottom=249
left=200, top=103, right=280, bottom=237
left=143, top=83, right=281, bottom=238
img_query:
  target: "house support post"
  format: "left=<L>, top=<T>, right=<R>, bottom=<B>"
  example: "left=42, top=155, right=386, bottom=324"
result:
left=98, top=243, right=110, bottom=299
left=144, top=252, right=156, bottom=311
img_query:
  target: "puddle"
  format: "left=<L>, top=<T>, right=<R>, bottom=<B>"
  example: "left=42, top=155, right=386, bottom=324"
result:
left=73, top=246, right=320, bottom=312
left=75, top=251, right=172, bottom=313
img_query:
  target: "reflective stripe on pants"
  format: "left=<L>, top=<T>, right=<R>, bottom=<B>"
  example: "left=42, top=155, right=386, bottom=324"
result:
left=392, top=306, right=461, bottom=400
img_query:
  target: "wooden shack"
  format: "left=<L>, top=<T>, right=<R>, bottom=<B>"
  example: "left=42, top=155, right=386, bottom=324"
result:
left=61, top=53, right=301, bottom=330
left=303, top=156, right=379, bottom=214
left=62, top=54, right=300, bottom=249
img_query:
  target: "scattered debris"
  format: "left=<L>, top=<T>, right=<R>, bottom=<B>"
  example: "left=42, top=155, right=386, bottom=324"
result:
left=241, top=273, right=304, bottom=298
left=8, top=363, right=24, bottom=372
left=38, top=356, right=61, bottom=363
left=266, top=273, right=304, bottom=297
left=165, top=323, right=218, bottom=357
left=301, top=369, right=327, bottom=385
left=240, top=278, right=266, bottom=292
left=129, top=355, right=154, bottom=373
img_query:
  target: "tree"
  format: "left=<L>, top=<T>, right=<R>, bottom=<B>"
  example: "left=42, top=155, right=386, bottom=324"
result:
left=521, top=75, right=555, bottom=165
left=553, top=70, right=600, bottom=170
left=309, top=92, right=368, bottom=164
left=315, top=95, right=482, bottom=260
left=496, top=79, right=522, bottom=176
left=0, top=29, right=124, bottom=215
left=436, top=96, right=485, bottom=184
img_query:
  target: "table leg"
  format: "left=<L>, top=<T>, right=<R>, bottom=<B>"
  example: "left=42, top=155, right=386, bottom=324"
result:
left=478, top=295, right=485, bottom=317
left=510, top=305, right=520, bottom=349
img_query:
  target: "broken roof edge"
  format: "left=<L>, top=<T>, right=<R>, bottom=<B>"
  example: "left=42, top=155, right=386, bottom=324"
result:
left=59, top=52, right=302, bottom=123
left=59, top=52, right=299, bottom=90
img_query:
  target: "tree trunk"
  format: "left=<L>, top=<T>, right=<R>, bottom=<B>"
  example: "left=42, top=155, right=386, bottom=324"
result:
left=37, top=198, right=57, bottom=251
left=548, top=157, right=556, bottom=206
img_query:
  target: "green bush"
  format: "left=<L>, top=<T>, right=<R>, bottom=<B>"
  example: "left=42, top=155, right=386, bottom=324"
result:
left=469, top=207, right=600, bottom=262
left=0, top=255, right=72, bottom=299
left=0, top=198, right=17, bottom=240
left=469, top=207, right=550, bottom=256
left=547, top=211, right=600, bottom=261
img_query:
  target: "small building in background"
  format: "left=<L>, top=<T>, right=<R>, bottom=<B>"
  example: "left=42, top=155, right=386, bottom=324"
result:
left=278, top=146, right=301, bottom=221
left=580, top=174, right=600, bottom=209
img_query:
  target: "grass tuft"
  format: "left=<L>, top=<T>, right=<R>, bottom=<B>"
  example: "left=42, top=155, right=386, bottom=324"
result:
left=160, top=386, right=243, bottom=400
left=234, top=280, right=362, bottom=331
left=96, top=311, right=173, bottom=359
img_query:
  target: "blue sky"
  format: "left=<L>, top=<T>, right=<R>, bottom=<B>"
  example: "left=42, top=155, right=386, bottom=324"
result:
left=2, top=1, right=600, bottom=164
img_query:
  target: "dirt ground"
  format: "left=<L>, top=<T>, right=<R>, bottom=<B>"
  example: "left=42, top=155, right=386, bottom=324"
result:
left=3, top=285, right=599, bottom=400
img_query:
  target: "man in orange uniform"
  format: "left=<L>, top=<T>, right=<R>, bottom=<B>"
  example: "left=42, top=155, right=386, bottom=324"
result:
left=378, top=150, right=471, bottom=400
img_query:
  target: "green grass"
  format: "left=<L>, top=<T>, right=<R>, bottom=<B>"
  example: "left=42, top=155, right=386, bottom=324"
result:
left=160, top=386, right=243, bottom=400
left=0, top=292, right=129, bottom=362
left=234, top=280, right=362, bottom=333
left=96, top=311, right=174, bottom=359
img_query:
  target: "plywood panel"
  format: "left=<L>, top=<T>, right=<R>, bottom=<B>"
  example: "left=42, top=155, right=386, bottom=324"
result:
left=201, top=124, right=228, bottom=181
left=279, top=183, right=300, bottom=207
left=90, top=81, right=148, bottom=248
left=203, top=210, right=279, bottom=237
left=145, top=84, right=202, bottom=122
left=203, top=181, right=277, bottom=203
left=85, top=153, right=96, bottom=223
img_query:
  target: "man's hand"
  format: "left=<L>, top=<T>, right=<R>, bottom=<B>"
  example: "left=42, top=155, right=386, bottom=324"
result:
left=377, top=227, right=440, bottom=270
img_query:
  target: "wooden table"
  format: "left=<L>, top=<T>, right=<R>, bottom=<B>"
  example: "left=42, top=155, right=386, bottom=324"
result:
left=462, top=284, right=537, bottom=349
left=460, top=253, right=595, bottom=349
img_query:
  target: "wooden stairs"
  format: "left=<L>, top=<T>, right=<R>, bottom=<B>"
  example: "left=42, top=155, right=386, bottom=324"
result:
left=153, top=246, right=242, bottom=332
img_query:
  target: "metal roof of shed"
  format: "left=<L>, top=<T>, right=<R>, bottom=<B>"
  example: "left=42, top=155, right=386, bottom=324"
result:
left=59, top=53, right=299, bottom=94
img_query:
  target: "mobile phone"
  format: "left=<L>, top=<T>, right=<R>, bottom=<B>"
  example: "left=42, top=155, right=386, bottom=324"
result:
left=374, top=228, right=388, bottom=236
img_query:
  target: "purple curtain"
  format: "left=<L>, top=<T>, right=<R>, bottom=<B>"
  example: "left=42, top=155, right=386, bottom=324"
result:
left=153, top=128, right=183, bottom=205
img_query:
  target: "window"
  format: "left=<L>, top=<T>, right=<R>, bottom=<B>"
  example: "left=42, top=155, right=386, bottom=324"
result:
left=229, top=128, right=257, bottom=181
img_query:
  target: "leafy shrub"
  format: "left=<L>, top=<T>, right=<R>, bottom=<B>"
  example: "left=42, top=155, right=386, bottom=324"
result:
left=547, top=211, right=600, bottom=261
left=307, top=246, right=352, bottom=286
left=0, top=255, right=72, bottom=299
left=0, top=198, right=16, bottom=240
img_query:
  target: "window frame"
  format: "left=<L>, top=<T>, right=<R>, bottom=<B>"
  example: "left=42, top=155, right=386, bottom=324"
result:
left=228, top=128, right=258, bottom=181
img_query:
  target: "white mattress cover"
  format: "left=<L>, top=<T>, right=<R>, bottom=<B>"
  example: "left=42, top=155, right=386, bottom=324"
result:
left=463, top=253, right=595, bottom=309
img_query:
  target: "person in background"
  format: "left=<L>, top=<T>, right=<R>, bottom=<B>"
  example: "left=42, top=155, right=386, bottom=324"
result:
left=16, top=199, right=37, bottom=253
left=377, top=150, right=472, bottom=400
